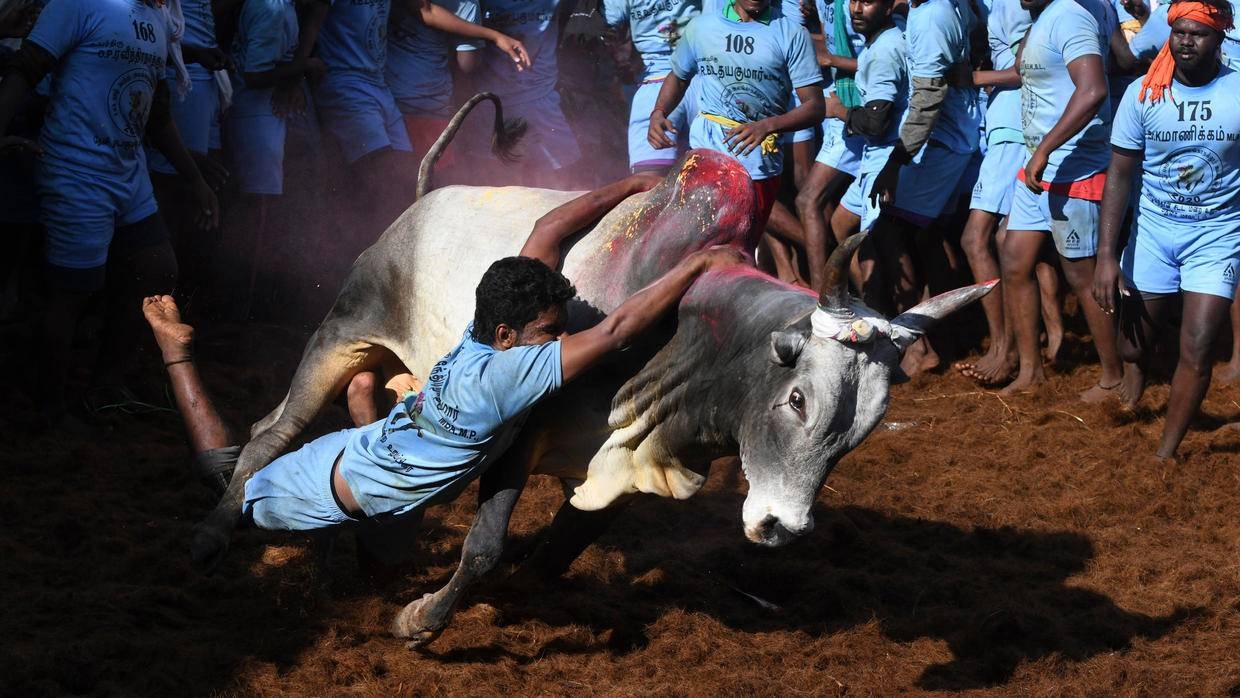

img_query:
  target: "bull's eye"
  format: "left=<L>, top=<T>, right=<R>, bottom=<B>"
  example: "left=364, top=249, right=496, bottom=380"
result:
left=789, top=389, right=805, bottom=414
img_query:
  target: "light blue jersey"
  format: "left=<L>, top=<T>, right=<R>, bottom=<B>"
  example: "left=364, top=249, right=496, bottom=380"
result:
left=1019, top=0, right=1110, bottom=182
left=984, top=0, right=1030, bottom=145
left=317, top=0, right=390, bottom=77
left=814, top=0, right=865, bottom=93
left=1112, top=68, right=1240, bottom=227
left=230, top=0, right=298, bottom=117
left=603, top=0, right=701, bottom=80
left=477, top=0, right=561, bottom=106
left=28, top=0, right=169, bottom=175
left=337, top=327, right=563, bottom=519
left=669, top=4, right=821, bottom=179
left=906, top=0, right=982, bottom=154
left=854, top=23, right=908, bottom=173
left=386, top=0, right=483, bottom=117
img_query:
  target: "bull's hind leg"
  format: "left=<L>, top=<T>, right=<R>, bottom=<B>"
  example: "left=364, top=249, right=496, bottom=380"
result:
left=190, top=332, right=387, bottom=572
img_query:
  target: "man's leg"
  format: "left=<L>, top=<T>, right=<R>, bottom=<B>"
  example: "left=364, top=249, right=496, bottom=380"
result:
left=1159, top=292, right=1232, bottom=458
left=143, top=295, right=237, bottom=490
left=956, top=208, right=1013, bottom=383
left=1037, top=250, right=1065, bottom=364
left=1058, top=253, right=1125, bottom=403
left=999, top=229, right=1048, bottom=394
left=1220, top=297, right=1240, bottom=383
left=794, top=162, right=847, bottom=292
left=1115, top=291, right=1174, bottom=410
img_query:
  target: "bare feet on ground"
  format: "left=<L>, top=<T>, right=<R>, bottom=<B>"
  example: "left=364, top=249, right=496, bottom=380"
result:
left=900, top=337, right=940, bottom=378
left=998, top=367, right=1045, bottom=396
left=955, top=348, right=1017, bottom=386
left=1217, top=360, right=1240, bottom=384
left=1042, top=327, right=1063, bottom=364
left=142, top=295, right=194, bottom=363
left=1079, top=381, right=1123, bottom=404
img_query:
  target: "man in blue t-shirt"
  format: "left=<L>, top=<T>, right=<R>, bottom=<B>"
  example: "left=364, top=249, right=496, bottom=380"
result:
left=1000, top=0, right=1124, bottom=400
left=0, top=0, right=220, bottom=422
left=1093, top=0, right=1240, bottom=458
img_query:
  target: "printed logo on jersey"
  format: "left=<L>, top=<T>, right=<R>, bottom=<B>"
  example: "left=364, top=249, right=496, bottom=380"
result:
left=366, top=12, right=389, bottom=64
left=1157, top=145, right=1221, bottom=216
left=108, top=68, right=156, bottom=138
left=722, top=80, right=769, bottom=122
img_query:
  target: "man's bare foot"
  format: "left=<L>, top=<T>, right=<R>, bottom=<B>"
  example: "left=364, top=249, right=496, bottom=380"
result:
left=1042, top=327, right=1064, bottom=364
left=1120, top=367, right=1145, bottom=409
left=1217, top=361, right=1240, bottom=384
left=142, top=295, right=194, bottom=363
left=998, top=368, right=1045, bottom=395
left=960, top=348, right=1017, bottom=386
left=900, top=337, right=940, bottom=377
left=1079, top=380, right=1124, bottom=404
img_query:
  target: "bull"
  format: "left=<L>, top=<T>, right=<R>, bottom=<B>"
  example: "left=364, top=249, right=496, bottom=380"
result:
left=190, top=95, right=995, bottom=647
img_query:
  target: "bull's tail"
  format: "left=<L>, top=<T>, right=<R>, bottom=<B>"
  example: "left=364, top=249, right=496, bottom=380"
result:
left=415, top=92, right=528, bottom=201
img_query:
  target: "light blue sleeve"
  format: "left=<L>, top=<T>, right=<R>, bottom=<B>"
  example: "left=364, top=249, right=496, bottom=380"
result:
left=453, top=0, right=485, bottom=51
left=864, top=36, right=905, bottom=102
left=908, top=3, right=955, bottom=79
left=240, top=1, right=287, bottom=73
left=484, top=341, right=564, bottom=421
left=669, top=18, right=700, bottom=80
left=780, top=0, right=804, bottom=25
left=786, top=24, right=822, bottom=88
left=1111, top=0, right=1135, bottom=23
left=1130, top=6, right=1168, bottom=60
left=1054, top=5, right=1103, bottom=64
left=1109, top=80, right=1145, bottom=151
left=603, top=0, right=629, bottom=26
left=26, top=0, right=88, bottom=60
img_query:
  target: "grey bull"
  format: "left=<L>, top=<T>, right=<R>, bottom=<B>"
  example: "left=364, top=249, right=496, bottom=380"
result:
left=190, top=104, right=995, bottom=647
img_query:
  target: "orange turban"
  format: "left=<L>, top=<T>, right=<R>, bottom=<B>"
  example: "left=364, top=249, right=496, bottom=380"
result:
left=1139, top=2, right=1233, bottom=102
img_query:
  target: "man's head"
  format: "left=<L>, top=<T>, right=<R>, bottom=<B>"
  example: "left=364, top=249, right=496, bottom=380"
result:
left=850, top=0, right=895, bottom=38
left=472, top=256, right=575, bottom=349
left=1169, top=0, right=1232, bottom=74
left=733, top=0, right=772, bottom=20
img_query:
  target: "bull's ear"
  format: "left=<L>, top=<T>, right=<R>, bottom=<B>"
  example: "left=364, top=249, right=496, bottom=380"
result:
left=769, top=329, right=809, bottom=366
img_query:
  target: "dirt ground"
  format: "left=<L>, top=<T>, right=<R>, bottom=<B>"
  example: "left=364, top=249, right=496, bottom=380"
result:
left=2, top=311, right=1239, bottom=697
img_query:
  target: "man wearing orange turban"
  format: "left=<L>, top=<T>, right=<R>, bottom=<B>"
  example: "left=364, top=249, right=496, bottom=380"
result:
left=1094, top=0, right=1240, bottom=459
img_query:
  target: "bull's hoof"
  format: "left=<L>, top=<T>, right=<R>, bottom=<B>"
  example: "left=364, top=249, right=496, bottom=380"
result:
left=390, top=593, right=446, bottom=650
left=190, top=524, right=232, bottom=575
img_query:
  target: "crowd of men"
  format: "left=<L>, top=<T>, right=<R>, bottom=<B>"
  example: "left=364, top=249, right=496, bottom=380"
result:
left=1, top=0, right=1239, bottom=464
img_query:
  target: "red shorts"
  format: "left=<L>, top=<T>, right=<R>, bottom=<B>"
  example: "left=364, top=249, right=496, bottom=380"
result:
left=404, top=116, right=455, bottom=169
left=752, top=175, right=782, bottom=231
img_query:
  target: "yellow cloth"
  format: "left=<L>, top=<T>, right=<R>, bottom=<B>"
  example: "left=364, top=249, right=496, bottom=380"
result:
left=700, top=112, right=779, bottom=156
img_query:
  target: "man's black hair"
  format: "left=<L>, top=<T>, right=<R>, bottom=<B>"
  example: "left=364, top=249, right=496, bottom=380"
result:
left=471, top=256, right=576, bottom=344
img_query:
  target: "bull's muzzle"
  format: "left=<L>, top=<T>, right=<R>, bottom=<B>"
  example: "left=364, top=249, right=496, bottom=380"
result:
left=744, top=513, right=815, bottom=547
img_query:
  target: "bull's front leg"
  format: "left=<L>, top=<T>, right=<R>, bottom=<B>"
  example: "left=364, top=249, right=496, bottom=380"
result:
left=390, top=455, right=530, bottom=649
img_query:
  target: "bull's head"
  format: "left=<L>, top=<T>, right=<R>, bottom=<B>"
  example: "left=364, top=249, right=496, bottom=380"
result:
left=740, top=234, right=996, bottom=546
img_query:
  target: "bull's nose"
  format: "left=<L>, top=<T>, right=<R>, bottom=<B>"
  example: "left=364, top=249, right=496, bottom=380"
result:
left=745, top=514, right=814, bottom=546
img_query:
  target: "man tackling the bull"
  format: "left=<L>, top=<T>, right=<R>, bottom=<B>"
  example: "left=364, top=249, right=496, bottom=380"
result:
left=147, top=235, right=747, bottom=559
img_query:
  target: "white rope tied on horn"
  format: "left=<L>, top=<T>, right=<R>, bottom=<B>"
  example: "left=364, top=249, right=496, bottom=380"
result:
left=810, top=301, right=920, bottom=348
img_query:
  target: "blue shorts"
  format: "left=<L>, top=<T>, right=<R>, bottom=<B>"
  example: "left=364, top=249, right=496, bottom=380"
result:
left=840, top=169, right=882, bottom=231
left=1007, top=181, right=1100, bottom=259
left=814, top=118, right=863, bottom=177
left=243, top=429, right=358, bottom=531
left=227, top=89, right=288, bottom=196
left=887, top=143, right=973, bottom=227
left=505, top=92, right=582, bottom=171
left=969, top=141, right=1024, bottom=215
left=1121, top=212, right=1240, bottom=299
left=628, top=78, right=690, bottom=170
left=943, top=149, right=983, bottom=216
left=148, top=75, right=221, bottom=174
left=38, top=160, right=160, bottom=269
left=315, top=72, right=413, bottom=164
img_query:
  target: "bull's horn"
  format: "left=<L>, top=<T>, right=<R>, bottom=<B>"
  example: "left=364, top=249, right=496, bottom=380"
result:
left=889, top=279, right=1000, bottom=348
left=818, top=233, right=868, bottom=309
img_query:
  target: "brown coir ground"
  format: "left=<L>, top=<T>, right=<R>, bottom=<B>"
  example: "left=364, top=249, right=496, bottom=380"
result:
left=1, top=319, right=1239, bottom=697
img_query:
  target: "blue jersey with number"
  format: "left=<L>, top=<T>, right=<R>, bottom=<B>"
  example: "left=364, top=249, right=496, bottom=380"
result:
left=27, top=0, right=169, bottom=175
left=1019, top=0, right=1110, bottom=182
left=854, top=23, right=907, bottom=172
left=603, top=0, right=701, bottom=80
left=669, top=5, right=821, bottom=179
left=1111, top=68, right=1240, bottom=229
left=386, top=0, right=483, bottom=116
left=317, top=0, right=390, bottom=77
left=906, top=0, right=981, bottom=154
